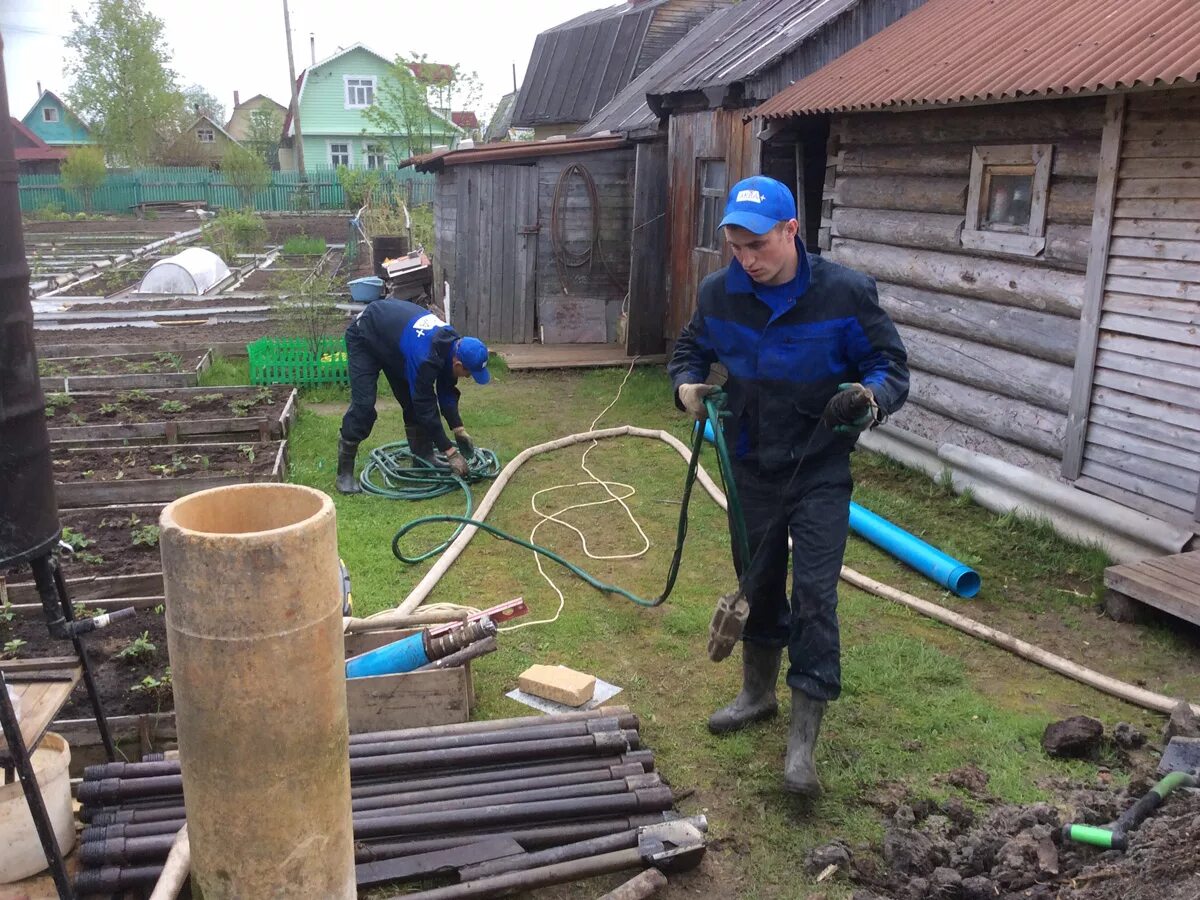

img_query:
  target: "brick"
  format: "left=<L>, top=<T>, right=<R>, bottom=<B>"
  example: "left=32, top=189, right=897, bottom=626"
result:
left=518, top=665, right=596, bottom=708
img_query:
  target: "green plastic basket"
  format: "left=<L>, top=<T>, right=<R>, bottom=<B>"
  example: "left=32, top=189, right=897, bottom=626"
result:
left=248, top=337, right=349, bottom=386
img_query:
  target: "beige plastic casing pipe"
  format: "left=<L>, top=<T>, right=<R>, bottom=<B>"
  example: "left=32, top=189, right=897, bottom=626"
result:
left=159, top=483, right=355, bottom=900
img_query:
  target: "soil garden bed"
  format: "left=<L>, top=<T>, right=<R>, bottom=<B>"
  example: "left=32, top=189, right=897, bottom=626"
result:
left=263, top=215, right=353, bottom=244
left=44, top=386, right=297, bottom=446
left=51, top=440, right=287, bottom=506
left=39, top=348, right=211, bottom=392
left=50, top=260, right=155, bottom=297
left=56, top=295, right=278, bottom=313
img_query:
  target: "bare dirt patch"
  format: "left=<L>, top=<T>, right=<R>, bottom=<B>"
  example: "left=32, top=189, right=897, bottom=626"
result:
left=39, top=349, right=206, bottom=377
left=51, top=442, right=278, bottom=484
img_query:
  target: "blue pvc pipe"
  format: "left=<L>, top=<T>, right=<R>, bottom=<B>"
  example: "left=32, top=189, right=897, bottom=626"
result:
left=849, top=502, right=981, bottom=598
left=346, top=632, right=430, bottom=679
left=696, top=419, right=980, bottom=598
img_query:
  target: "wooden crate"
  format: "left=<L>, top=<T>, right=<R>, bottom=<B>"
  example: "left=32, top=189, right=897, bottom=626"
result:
left=344, top=629, right=474, bottom=733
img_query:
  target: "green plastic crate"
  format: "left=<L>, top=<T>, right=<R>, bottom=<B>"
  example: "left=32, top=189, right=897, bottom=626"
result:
left=248, top=337, right=349, bottom=386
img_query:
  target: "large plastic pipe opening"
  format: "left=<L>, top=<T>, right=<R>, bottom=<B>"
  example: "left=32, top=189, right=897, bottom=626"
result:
left=165, top=482, right=327, bottom=535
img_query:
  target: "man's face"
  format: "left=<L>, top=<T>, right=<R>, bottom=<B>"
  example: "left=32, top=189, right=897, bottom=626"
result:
left=724, top=219, right=799, bottom=285
left=452, top=359, right=470, bottom=380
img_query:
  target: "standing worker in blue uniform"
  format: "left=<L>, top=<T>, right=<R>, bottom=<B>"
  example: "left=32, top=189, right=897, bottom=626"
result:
left=668, top=176, right=909, bottom=797
left=337, top=298, right=491, bottom=494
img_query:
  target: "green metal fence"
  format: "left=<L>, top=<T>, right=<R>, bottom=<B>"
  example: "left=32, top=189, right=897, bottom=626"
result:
left=19, top=166, right=435, bottom=214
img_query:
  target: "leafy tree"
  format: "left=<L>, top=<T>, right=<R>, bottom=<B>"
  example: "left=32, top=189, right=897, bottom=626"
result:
left=245, top=107, right=283, bottom=166
left=179, top=84, right=226, bottom=127
left=363, top=54, right=482, bottom=166
left=60, top=146, right=107, bottom=212
left=65, top=0, right=182, bottom=165
left=336, top=165, right=380, bottom=209
left=221, top=144, right=271, bottom=208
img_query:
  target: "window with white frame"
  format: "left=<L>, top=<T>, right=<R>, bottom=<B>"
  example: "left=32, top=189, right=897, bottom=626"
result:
left=197, top=128, right=215, bottom=143
left=43, top=107, right=59, bottom=123
left=695, top=158, right=727, bottom=252
left=962, top=144, right=1053, bottom=256
left=330, top=142, right=351, bottom=167
left=345, top=77, right=375, bottom=109
left=365, top=144, right=387, bottom=170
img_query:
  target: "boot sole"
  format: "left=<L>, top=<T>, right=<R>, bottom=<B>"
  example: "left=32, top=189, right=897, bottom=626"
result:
left=783, top=779, right=822, bottom=799
left=707, top=705, right=778, bottom=735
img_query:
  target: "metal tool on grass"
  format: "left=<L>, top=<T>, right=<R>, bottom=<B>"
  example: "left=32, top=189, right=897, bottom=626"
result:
left=1062, top=771, right=1199, bottom=851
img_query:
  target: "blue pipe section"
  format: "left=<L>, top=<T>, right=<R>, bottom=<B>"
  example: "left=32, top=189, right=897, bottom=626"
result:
left=849, top=503, right=981, bottom=598
left=696, top=420, right=980, bottom=598
left=346, top=632, right=429, bottom=679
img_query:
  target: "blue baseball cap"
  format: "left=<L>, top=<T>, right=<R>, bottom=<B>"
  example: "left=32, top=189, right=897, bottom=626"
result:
left=719, top=175, right=798, bottom=235
left=456, top=337, right=491, bottom=384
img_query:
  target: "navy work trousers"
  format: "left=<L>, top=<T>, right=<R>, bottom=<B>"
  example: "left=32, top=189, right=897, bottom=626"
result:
left=730, top=454, right=852, bottom=702
left=340, top=318, right=419, bottom=443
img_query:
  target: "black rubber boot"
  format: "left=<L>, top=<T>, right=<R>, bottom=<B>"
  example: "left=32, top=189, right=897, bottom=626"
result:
left=336, top=437, right=361, bottom=494
left=783, top=689, right=826, bottom=797
left=707, top=642, right=782, bottom=734
left=405, top=425, right=440, bottom=467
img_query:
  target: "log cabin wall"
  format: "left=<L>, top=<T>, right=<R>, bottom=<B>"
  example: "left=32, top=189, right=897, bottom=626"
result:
left=823, top=96, right=1105, bottom=481
left=1067, top=88, right=1200, bottom=528
left=665, top=108, right=761, bottom=340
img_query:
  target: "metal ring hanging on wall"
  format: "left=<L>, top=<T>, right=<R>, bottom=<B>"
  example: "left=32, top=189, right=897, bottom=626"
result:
left=550, top=162, right=622, bottom=294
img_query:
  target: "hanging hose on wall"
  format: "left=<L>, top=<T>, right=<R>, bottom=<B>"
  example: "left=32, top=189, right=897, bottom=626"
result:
left=550, top=162, right=625, bottom=295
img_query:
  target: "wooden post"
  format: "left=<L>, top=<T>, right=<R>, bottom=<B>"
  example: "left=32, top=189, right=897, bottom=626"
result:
left=1062, top=93, right=1126, bottom=479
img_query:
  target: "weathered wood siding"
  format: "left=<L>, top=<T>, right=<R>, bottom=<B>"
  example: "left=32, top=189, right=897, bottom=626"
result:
left=824, top=97, right=1105, bottom=480
left=535, top=148, right=636, bottom=343
left=665, top=109, right=761, bottom=340
left=627, top=139, right=670, bottom=355
left=432, top=168, right=457, bottom=308
left=1073, top=88, right=1200, bottom=526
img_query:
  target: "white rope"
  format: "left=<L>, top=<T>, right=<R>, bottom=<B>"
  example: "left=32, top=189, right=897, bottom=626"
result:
left=509, top=359, right=650, bottom=632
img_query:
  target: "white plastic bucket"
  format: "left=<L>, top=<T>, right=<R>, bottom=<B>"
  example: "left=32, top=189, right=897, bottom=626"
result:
left=0, top=732, right=75, bottom=883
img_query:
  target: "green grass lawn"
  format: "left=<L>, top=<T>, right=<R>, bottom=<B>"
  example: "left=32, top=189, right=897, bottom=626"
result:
left=211, top=357, right=1200, bottom=899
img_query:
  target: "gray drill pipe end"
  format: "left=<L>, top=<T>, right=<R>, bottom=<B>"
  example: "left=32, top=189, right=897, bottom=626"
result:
left=593, top=731, right=632, bottom=753
left=622, top=750, right=655, bottom=772
left=588, top=715, right=639, bottom=734
left=73, top=864, right=123, bottom=897
left=624, top=773, right=662, bottom=790
left=77, top=778, right=122, bottom=805
left=609, top=763, right=645, bottom=779
left=634, top=786, right=675, bottom=811
left=80, top=837, right=125, bottom=868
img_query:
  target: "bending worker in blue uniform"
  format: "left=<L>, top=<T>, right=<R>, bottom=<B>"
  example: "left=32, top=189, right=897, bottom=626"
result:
left=337, top=298, right=491, bottom=494
left=668, top=176, right=908, bottom=797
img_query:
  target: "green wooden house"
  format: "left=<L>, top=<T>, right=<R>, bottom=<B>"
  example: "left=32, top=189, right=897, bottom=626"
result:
left=21, top=89, right=93, bottom=148
left=280, top=44, right=460, bottom=172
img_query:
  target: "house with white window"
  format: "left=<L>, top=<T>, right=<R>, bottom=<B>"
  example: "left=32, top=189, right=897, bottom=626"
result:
left=279, top=43, right=460, bottom=172
left=21, top=88, right=93, bottom=149
left=162, top=114, right=239, bottom=166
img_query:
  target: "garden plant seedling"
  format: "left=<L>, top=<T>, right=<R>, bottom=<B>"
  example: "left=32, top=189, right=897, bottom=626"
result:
left=131, top=524, right=160, bottom=548
left=61, top=526, right=93, bottom=550
left=117, top=631, right=157, bottom=664
left=3, top=638, right=27, bottom=659
left=158, top=400, right=189, bottom=414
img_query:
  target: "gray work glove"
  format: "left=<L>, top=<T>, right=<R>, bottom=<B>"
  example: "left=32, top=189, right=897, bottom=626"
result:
left=677, top=383, right=717, bottom=420
left=446, top=447, right=470, bottom=477
left=453, top=426, right=474, bottom=456
left=821, top=383, right=879, bottom=435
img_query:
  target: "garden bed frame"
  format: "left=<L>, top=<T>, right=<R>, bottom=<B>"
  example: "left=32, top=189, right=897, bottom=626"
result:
left=39, top=348, right=213, bottom=393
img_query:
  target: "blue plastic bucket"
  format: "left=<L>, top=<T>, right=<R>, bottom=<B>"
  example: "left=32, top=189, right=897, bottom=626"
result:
left=348, top=276, right=384, bottom=302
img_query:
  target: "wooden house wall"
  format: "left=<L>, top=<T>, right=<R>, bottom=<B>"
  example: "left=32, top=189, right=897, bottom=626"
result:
left=1070, top=88, right=1200, bottom=526
left=823, top=97, right=1105, bottom=480
left=665, top=109, right=762, bottom=341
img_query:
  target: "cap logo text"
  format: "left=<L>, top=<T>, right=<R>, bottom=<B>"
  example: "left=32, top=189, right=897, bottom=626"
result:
left=736, top=189, right=763, bottom=203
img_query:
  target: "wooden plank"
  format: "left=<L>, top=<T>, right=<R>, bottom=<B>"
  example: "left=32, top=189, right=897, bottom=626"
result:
left=1114, top=198, right=1200, bottom=220
left=839, top=140, right=1099, bottom=179
left=827, top=239, right=1085, bottom=317
left=1098, top=311, right=1200, bottom=346
left=1141, top=558, right=1200, bottom=588
left=3, top=670, right=81, bottom=758
left=832, top=175, right=967, bottom=215
left=1093, top=366, right=1198, bottom=410
left=1123, top=117, right=1200, bottom=142
left=896, top=324, right=1073, bottom=412
left=1090, top=385, right=1200, bottom=433
left=1116, top=177, right=1200, bottom=200
left=1121, top=560, right=1200, bottom=597
left=1079, top=458, right=1195, bottom=510
left=626, top=140, right=669, bottom=355
left=345, top=668, right=469, bottom=732
left=1105, top=566, right=1200, bottom=626
left=1104, top=292, right=1200, bottom=325
left=1098, top=332, right=1200, bottom=373
left=1089, top=400, right=1199, bottom=453
left=0, top=657, right=78, bottom=672
left=1119, top=158, right=1200, bottom=179
left=1122, top=139, right=1200, bottom=159
left=1107, top=255, right=1200, bottom=283
left=1095, top=348, right=1200, bottom=389
left=1084, top=442, right=1198, bottom=493
left=5, top=571, right=164, bottom=604
left=1107, top=236, right=1200, bottom=262
left=51, top=712, right=176, bottom=750
left=877, top=281, right=1078, bottom=365
left=48, top=416, right=272, bottom=445
left=1110, top=217, right=1200, bottom=240
left=42, top=371, right=199, bottom=394
left=837, top=98, right=1105, bottom=146
left=12, top=595, right=163, bottom=615
left=1104, top=273, right=1200, bottom=301
left=1066, top=93, right=1140, bottom=480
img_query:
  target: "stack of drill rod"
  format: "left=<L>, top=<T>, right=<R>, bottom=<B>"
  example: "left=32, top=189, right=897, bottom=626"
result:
left=73, top=707, right=688, bottom=897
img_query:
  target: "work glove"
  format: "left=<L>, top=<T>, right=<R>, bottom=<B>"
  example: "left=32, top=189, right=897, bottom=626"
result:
left=446, top=447, right=470, bottom=478
left=453, top=426, right=475, bottom=456
left=677, top=383, right=717, bottom=420
left=821, top=383, right=879, bottom=435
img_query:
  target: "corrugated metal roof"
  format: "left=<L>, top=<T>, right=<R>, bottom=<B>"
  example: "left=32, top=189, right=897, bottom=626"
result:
left=406, top=135, right=629, bottom=171
left=646, top=0, right=859, bottom=98
left=755, top=0, right=1200, bottom=118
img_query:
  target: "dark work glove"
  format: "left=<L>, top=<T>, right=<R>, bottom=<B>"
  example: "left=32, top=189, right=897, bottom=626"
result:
left=446, top=447, right=470, bottom=477
left=821, top=383, right=879, bottom=435
left=453, top=426, right=474, bottom=456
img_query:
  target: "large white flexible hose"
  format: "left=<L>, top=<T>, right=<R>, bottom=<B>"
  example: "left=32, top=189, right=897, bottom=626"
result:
left=394, top=427, right=1197, bottom=719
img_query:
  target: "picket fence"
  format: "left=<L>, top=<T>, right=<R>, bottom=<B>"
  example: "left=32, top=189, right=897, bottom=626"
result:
left=18, top=166, right=435, bottom=214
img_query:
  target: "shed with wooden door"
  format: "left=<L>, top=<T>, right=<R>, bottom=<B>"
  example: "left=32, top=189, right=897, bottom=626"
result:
left=752, top=0, right=1200, bottom=575
left=408, top=136, right=635, bottom=346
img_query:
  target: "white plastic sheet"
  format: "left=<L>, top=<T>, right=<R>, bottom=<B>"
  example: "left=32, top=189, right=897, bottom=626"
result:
left=137, top=247, right=231, bottom=294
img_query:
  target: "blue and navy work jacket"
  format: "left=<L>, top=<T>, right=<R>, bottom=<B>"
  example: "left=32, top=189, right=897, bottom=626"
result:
left=668, top=244, right=909, bottom=471
left=357, top=299, right=464, bottom=452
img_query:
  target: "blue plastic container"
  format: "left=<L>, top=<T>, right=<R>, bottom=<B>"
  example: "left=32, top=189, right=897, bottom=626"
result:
left=348, top=276, right=384, bottom=303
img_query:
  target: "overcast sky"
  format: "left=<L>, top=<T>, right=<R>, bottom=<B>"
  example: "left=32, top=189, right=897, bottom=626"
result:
left=2, top=0, right=609, bottom=122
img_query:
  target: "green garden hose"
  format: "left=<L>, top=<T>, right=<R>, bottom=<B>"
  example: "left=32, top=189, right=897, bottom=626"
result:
left=389, top=393, right=747, bottom=608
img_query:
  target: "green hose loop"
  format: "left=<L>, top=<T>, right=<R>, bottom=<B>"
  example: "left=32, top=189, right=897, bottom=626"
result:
left=389, top=391, right=748, bottom=608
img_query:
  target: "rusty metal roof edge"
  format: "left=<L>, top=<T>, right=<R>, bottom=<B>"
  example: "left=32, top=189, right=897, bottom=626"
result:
left=406, top=136, right=631, bottom=170
left=755, top=74, right=1200, bottom=119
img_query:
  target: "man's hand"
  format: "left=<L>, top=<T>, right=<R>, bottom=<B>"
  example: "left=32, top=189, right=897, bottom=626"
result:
left=445, top=447, right=470, bottom=477
left=453, top=426, right=474, bottom=456
left=678, top=383, right=717, bottom=420
left=821, top=383, right=879, bottom=435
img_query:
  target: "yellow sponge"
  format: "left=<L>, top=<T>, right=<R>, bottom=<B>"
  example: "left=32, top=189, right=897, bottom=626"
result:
left=518, top=664, right=596, bottom=707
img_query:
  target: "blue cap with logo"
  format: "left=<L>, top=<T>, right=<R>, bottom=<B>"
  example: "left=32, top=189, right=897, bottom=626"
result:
left=718, top=175, right=798, bottom=235
left=456, top=337, right=491, bottom=384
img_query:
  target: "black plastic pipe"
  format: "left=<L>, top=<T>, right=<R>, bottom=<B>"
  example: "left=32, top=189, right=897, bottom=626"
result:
left=346, top=706, right=633, bottom=745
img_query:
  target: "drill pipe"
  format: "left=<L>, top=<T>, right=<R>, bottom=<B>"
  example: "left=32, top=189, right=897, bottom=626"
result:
left=79, top=730, right=637, bottom=804
left=347, top=706, right=632, bottom=745
left=414, top=635, right=497, bottom=671
left=80, top=788, right=674, bottom=866
left=84, top=775, right=665, bottom=842
left=75, top=815, right=674, bottom=895
left=83, top=716, right=639, bottom=782
left=83, top=756, right=655, bottom=825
